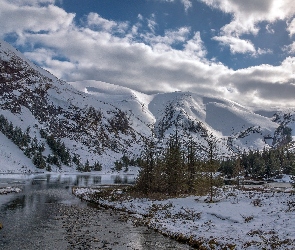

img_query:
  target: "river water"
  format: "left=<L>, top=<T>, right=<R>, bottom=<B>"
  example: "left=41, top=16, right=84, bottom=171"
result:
left=0, top=173, right=191, bottom=250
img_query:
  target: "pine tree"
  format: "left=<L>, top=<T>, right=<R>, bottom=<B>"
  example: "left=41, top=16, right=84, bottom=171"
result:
left=203, top=133, right=221, bottom=202
left=186, top=138, right=198, bottom=193
left=136, top=139, right=157, bottom=194
left=164, top=131, right=186, bottom=195
left=33, top=151, right=46, bottom=169
left=233, top=155, right=244, bottom=188
left=84, top=159, right=91, bottom=172
left=92, top=161, right=102, bottom=171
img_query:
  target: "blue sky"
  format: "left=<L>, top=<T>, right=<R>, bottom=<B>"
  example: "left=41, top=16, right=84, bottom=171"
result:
left=1, top=0, right=295, bottom=109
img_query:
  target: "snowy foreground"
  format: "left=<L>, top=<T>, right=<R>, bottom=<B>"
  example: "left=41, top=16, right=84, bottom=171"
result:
left=74, top=186, right=295, bottom=249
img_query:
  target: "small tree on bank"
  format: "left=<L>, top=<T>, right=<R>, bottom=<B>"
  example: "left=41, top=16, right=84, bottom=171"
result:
left=164, top=132, right=187, bottom=195
left=135, top=139, right=157, bottom=194
left=202, top=133, right=222, bottom=202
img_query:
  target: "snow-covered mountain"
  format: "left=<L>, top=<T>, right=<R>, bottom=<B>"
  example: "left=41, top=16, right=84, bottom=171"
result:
left=0, top=39, right=294, bottom=173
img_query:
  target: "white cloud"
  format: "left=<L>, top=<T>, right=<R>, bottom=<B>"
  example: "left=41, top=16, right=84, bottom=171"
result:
left=87, top=13, right=129, bottom=34
left=0, top=1, right=75, bottom=38
left=184, top=32, right=207, bottom=58
left=284, top=42, right=295, bottom=54
left=218, top=57, right=295, bottom=108
left=212, top=36, right=256, bottom=54
left=137, top=14, right=144, bottom=21
left=142, top=27, right=190, bottom=49
left=201, top=0, right=295, bottom=55
left=256, top=48, right=273, bottom=56
left=8, top=0, right=57, bottom=6
left=24, top=48, right=77, bottom=79
left=287, top=18, right=295, bottom=37
left=20, top=23, right=224, bottom=94
left=159, top=0, right=193, bottom=12
left=266, top=24, right=275, bottom=34
left=147, top=14, right=157, bottom=33
left=201, top=0, right=295, bottom=33
left=181, top=0, right=192, bottom=12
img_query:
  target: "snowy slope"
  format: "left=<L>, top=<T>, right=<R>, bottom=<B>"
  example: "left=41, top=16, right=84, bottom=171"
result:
left=0, top=132, right=36, bottom=173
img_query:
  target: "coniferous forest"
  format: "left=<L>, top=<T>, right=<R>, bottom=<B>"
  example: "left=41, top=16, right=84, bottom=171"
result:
left=135, top=131, right=295, bottom=197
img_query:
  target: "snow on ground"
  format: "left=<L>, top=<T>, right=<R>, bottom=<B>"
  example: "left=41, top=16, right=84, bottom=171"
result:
left=273, top=174, right=294, bottom=183
left=74, top=186, right=295, bottom=249
left=0, top=132, right=37, bottom=173
left=0, top=186, right=22, bottom=194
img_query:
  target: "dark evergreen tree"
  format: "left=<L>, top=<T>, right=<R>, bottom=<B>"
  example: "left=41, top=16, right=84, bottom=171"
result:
left=135, top=139, right=157, bottom=194
left=186, top=138, right=198, bottom=193
left=92, top=161, right=102, bottom=171
left=203, top=133, right=220, bottom=202
left=72, top=154, right=80, bottom=166
left=47, top=154, right=61, bottom=167
left=33, top=151, right=46, bottom=169
left=84, top=159, right=91, bottom=172
left=164, top=131, right=187, bottom=195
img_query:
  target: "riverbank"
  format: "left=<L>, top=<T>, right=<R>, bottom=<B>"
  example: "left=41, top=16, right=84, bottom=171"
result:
left=73, top=186, right=295, bottom=249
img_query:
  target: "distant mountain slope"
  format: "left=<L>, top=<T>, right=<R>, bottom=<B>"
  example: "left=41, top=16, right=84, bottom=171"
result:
left=0, top=39, right=295, bottom=172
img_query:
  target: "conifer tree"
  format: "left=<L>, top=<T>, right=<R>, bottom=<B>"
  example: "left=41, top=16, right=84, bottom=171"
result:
left=186, top=138, right=198, bottom=193
left=33, top=151, right=46, bottom=169
left=164, top=131, right=186, bottom=195
left=203, top=133, right=221, bottom=202
left=136, top=139, right=157, bottom=194
left=233, top=155, right=244, bottom=188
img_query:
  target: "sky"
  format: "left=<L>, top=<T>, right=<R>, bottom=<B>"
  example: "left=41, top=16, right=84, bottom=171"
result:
left=0, top=0, right=295, bottom=110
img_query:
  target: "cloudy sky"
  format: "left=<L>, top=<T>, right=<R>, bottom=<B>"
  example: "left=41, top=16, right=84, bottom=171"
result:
left=1, top=0, right=295, bottom=110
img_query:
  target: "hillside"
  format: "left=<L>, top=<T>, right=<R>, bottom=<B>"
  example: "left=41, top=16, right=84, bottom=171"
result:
left=0, top=39, right=295, bottom=173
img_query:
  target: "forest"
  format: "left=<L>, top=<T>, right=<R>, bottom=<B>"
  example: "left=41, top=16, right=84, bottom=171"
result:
left=135, top=131, right=295, bottom=198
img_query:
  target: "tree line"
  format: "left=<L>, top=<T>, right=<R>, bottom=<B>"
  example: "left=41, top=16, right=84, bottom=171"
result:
left=135, top=131, right=295, bottom=199
left=220, top=146, right=295, bottom=180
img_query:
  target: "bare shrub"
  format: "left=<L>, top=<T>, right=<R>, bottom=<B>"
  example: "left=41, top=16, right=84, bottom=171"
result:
left=241, top=214, right=254, bottom=223
left=252, top=198, right=262, bottom=207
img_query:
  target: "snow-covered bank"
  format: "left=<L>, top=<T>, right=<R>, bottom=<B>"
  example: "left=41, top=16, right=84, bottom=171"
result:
left=0, top=186, right=22, bottom=194
left=73, top=186, right=295, bottom=249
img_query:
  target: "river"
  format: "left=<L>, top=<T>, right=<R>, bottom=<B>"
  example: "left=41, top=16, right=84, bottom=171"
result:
left=0, top=173, right=191, bottom=250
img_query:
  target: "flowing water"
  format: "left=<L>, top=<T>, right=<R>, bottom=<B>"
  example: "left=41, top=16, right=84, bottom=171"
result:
left=0, top=173, right=191, bottom=249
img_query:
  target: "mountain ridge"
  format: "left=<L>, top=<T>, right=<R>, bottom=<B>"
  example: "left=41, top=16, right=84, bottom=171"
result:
left=0, top=39, right=294, bottom=173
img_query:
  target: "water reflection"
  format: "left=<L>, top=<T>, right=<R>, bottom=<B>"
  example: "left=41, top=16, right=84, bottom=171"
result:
left=0, top=173, right=135, bottom=211
left=0, top=173, right=134, bottom=248
left=0, top=173, right=135, bottom=187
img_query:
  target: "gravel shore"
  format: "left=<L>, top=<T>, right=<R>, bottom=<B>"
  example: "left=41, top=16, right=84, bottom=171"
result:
left=1, top=201, right=190, bottom=250
left=53, top=203, right=190, bottom=250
